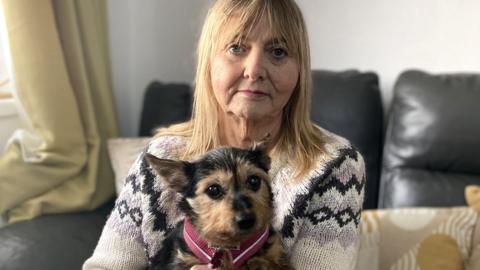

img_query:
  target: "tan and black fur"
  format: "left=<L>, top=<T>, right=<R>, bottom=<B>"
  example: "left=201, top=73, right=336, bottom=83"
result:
left=145, top=144, right=293, bottom=270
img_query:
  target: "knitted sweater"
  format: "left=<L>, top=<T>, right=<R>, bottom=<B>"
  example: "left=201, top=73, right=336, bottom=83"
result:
left=83, top=129, right=365, bottom=270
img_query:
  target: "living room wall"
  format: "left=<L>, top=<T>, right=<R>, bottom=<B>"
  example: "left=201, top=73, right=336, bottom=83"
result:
left=107, top=0, right=211, bottom=137
left=107, top=0, right=480, bottom=137
left=299, top=0, right=480, bottom=112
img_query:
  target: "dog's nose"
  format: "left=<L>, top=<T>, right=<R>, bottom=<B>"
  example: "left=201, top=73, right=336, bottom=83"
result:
left=232, top=195, right=253, bottom=211
left=236, top=213, right=256, bottom=231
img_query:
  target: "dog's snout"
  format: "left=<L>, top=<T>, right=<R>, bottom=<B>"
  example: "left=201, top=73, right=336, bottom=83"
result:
left=232, top=195, right=253, bottom=211
left=235, top=213, right=256, bottom=231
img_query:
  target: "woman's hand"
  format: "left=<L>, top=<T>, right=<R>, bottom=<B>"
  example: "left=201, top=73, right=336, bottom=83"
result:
left=190, top=264, right=213, bottom=270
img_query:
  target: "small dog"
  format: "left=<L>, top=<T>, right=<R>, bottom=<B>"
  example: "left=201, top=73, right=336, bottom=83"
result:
left=145, top=143, right=293, bottom=270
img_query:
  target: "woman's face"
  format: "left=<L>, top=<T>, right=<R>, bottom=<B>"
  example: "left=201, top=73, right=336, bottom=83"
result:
left=210, top=19, right=299, bottom=121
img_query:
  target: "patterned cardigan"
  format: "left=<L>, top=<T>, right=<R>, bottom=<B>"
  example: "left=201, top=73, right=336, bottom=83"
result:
left=83, top=129, right=365, bottom=270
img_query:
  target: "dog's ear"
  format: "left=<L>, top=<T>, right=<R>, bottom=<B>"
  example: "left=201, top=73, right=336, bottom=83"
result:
left=145, top=153, right=192, bottom=192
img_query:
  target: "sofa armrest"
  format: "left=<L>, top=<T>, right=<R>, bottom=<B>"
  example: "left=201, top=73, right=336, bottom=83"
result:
left=0, top=200, right=113, bottom=270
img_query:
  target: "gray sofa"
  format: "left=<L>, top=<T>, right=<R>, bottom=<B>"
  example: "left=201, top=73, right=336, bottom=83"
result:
left=380, top=70, right=480, bottom=207
left=0, top=69, right=479, bottom=269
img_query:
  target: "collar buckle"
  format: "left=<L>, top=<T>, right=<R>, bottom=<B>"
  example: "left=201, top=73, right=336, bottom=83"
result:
left=208, top=243, right=241, bottom=250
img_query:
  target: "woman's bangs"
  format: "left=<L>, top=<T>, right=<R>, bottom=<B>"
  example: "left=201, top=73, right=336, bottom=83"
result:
left=267, top=4, right=301, bottom=57
left=215, top=6, right=262, bottom=49
left=210, top=0, right=301, bottom=58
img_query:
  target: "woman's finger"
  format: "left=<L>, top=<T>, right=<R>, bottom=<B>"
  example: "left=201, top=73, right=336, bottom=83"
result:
left=190, top=264, right=213, bottom=270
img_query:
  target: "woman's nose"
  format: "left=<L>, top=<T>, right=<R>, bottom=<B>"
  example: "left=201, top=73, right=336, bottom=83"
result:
left=243, top=49, right=266, bottom=81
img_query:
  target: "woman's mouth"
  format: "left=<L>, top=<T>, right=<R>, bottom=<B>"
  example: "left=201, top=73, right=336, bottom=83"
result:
left=237, top=89, right=269, bottom=98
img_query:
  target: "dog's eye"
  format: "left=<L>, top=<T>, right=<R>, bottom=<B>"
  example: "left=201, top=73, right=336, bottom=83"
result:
left=246, top=176, right=261, bottom=191
left=206, top=184, right=224, bottom=199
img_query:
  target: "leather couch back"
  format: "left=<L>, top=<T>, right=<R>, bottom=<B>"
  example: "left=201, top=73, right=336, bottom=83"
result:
left=139, top=81, right=192, bottom=136
left=310, top=70, right=383, bottom=209
left=379, top=70, right=480, bottom=208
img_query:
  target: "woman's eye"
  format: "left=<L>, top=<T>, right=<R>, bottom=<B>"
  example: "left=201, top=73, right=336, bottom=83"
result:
left=206, top=184, right=224, bottom=199
left=228, top=44, right=244, bottom=55
left=271, top=47, right=288, bottom=59
left=246, top=176, right=261, bottom=191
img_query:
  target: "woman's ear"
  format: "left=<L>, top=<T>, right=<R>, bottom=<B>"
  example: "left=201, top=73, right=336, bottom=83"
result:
left=144, top=153, right=192, bottom=192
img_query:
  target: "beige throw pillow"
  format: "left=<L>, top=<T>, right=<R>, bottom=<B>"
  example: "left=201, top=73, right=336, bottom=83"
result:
left=107, top=137, right=151, bottom=195
left=466, top=185, right=480, bottom=212
left=356, top=207, right=478, bottom=270
left=465, top=185, right=480, bottom=270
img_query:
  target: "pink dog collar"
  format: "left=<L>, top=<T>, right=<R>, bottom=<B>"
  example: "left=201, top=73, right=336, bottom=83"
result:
left=183, top=218, right=269, bottom=269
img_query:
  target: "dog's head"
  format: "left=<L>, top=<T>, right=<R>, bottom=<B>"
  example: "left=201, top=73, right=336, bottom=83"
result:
left=145, top=143, right=272, bottom=246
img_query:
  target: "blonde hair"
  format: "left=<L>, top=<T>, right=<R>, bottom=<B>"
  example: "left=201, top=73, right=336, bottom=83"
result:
left=156, top=0, right=328, bottom=179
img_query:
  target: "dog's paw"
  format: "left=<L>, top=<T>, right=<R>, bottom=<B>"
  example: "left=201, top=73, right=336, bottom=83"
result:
left=244, top=257, right=294, bottom=270
left=244, top=258, right=271, bottom=270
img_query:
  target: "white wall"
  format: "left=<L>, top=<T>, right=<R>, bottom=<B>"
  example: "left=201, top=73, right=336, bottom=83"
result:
left=297, top=0, right=480, bottom=109
left=107, top=0, right=212, bottom=137
left=108, top=0, right=480, bottom=137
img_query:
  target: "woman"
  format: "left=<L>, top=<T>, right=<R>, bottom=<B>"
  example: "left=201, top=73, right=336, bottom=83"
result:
left=84, top=0, right=365, bottom=269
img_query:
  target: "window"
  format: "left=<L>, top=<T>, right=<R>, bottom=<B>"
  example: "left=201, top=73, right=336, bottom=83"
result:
left=0, top=0, right=13, bottom=100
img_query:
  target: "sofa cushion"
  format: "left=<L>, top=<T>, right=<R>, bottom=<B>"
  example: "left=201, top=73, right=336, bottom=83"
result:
left=311, top=70, right=383, bottom=209
left=356, top=207, right=478, bottom=270
left=380, top=70, right=480, bottom=208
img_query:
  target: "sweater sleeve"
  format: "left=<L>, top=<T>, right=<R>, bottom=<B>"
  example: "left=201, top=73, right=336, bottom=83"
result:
left=83, top=136, right=185, bottom=270
left=83, top=151, right=149, bottom=270
left=289, top=148, right=366, bottom=270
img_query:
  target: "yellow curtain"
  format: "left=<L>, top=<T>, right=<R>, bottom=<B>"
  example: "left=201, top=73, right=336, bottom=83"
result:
left=0, top=0, right=118, bottom=223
